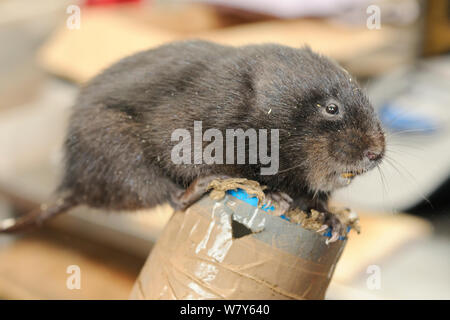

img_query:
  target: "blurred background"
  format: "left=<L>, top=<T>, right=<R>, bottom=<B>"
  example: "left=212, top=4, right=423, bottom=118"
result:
left=0, top=0, right=449, bottom=299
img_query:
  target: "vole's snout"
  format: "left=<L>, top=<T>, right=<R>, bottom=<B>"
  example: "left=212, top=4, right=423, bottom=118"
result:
left=366, top=128, right=386, bottom=163
left=362, top=146, right=384, bottom=172
left=360, top=129, right=385, bottom=172
left=332, top=125, right=386, bottom=188
left=365, top=149, right=383, bottom=162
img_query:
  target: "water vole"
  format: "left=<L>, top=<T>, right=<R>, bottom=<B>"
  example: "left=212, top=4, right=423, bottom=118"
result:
left=0, top=40, right=385, bottom=241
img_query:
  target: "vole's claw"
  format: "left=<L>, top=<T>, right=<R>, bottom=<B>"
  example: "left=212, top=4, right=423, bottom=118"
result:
left=317, top=211, right=346, bottom=243
left=264, top=191, right=293, bottom=216
left=316, top=224, right=329, bottom=234
left=326, top=231, right=341, bottom=244
left=316, top=224, right=341, bottom=243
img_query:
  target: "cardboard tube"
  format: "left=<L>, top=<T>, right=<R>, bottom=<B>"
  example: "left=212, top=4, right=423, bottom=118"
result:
left=130, top=191, right=347, bottom=300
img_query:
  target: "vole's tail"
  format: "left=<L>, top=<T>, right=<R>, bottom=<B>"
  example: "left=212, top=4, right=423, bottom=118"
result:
left=0, top=192, right=77, bottom=233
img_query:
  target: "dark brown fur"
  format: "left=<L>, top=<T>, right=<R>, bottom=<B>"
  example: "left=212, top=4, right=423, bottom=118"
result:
left=0, top=40, right=385, bottom=234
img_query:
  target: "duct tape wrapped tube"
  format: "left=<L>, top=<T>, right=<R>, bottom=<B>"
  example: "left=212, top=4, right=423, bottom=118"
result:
left=130, top=181, right=351, bottom=300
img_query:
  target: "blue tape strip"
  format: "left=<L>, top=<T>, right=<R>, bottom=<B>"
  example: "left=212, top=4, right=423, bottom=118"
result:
left=227, top=188, right=348, bottom=240
left=226, top=188, right=275, bottom=212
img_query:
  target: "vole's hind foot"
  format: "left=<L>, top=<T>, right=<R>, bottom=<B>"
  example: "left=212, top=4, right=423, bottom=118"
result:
left=172, top=175, right=230, bottom=211
left=316, top=211, right=346, bottom=244
left=264, top=191, right=293, bottom=216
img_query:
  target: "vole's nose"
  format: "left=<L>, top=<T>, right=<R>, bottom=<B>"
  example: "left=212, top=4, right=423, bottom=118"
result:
left=365, top=150, right=383, bottom=161
left=365, top=127, right=385, bottom=162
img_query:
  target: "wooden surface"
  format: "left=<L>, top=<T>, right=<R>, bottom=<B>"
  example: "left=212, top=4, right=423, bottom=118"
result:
left=0, top=228, right=143, bottom=299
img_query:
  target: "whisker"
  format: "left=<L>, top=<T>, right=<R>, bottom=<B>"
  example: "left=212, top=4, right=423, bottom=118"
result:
left=385, top=128, right=434, bottom=136
left=383, top=157, right=405, bottom=178
left=382, top=155, right=433, bottom=208
left=312, top=188, right=320, bottom=202
left=376, top=165, right=388, bottom=207
left=277, top=164, right=303, bottom=174
left=384, top=148, right=422, bottom=159
left=385, top=142, right=424, bottom=150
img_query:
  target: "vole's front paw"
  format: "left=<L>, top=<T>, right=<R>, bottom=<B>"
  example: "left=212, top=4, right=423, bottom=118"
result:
left=264, top=191, right=293, bottom=216
left=172, top=175, right=231, bottom=211
left=316, top=211, right=346, bottom=244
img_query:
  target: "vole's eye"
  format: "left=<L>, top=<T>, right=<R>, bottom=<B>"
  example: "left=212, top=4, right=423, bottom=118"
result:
left=326, top=104, right=339, bottom=115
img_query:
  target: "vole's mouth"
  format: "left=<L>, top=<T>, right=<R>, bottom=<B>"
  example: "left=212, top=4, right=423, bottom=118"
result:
left=340, top=169, right=367, bottom=179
